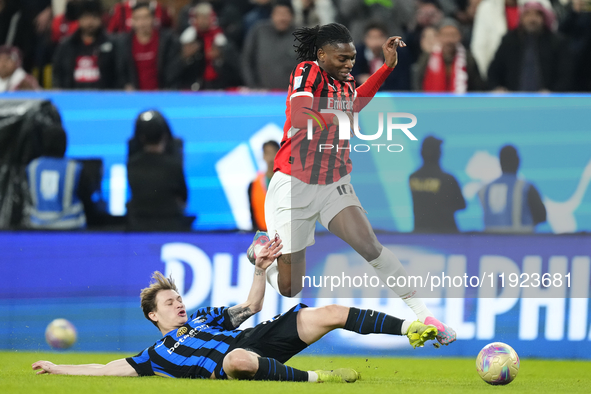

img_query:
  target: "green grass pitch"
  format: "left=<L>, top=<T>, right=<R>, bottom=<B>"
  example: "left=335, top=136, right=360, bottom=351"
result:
left=2, top=352, right=590, bottom=394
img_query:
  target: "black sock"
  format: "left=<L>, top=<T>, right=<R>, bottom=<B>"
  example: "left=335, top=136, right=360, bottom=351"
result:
left=344, top=307, right=404, bottom=335
left=252, top=357, right=309, bottom=382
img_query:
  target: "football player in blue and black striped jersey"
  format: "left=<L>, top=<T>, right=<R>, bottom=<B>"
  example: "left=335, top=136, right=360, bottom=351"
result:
left=33, top=236, right=438, bottom=382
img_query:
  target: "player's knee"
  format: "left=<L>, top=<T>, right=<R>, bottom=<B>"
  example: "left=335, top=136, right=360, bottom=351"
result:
left=278, top=281, right=303, bottom=298
left=223, top=349, right=258, bottom=379
left=323, top=304, right=349, bottom=326
left=357, top=239, right=382, bottom=262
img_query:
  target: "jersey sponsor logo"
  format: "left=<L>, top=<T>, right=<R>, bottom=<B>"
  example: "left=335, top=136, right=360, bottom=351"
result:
left=327, top=98, right=354, bottom=111
left=167, top=323, right=208, bottom=355
left=176, top=326, right=188, bottom=337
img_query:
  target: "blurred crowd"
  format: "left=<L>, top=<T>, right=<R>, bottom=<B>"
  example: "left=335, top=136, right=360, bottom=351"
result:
left=1, top=0, right=590, bottom=93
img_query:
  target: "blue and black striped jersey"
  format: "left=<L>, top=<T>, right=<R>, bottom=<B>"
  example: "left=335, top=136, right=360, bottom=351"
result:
left=126, top=307, right=241, bottom=379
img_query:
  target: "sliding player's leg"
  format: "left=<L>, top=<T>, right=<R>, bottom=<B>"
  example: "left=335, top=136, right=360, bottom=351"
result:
left=296, top=304, right=437, bottom=348
left=223, top=304, right=358, bottom=383
left=326, top=206, right=457, bottom=345
left=223, top=348, right=358, bottom=382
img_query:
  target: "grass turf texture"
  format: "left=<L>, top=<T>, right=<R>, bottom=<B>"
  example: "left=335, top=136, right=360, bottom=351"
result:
left=2, top=352, right=590, bottom=394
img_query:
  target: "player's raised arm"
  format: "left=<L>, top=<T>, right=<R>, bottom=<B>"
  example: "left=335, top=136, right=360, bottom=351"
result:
left=383, top=36, right=406, bottom=69
left=32, top=358, right=138, bottom=377
left=226, top=237, right=283, bottom=328
left=354, top=36, right=406, bottom=113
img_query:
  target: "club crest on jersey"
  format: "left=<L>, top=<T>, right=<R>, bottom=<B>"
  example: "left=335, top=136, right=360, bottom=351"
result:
left=168, top=323, right=208, bottom=354
left=176, top=327, right=188, bottom=337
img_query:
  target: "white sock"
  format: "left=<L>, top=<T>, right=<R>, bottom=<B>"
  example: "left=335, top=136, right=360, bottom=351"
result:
left=401, top=320, right=412, bottom=335
left=307, top=371, right=318, bottom=382
left=368, top=247, right=433, bottom=322
left=266, top=260, right=280, bottom=293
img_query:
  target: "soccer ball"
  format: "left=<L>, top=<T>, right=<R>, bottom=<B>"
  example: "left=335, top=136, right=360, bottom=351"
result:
left=45, top=319, right=77, bottom=349
left=476, top=342, right=520, bottom=385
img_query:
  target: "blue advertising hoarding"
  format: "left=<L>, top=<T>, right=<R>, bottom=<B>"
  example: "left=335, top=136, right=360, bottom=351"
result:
left=2, top=92, right=590, bottom=233
left=1, top=231, right=590, bottom=359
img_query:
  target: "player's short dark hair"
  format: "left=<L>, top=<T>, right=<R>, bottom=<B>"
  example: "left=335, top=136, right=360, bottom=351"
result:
left=42, top=125, right=67, bottom=158
left=140, top=272, right=180, bottom=328
left=293, top=23, right=353, bottom=62
left=364, top=21, right=388, bottom=36
left=500, top=145, right=520, bottom=174
left=135, top=110, right=170, bottom=146
left=132, top=2, right=152, bottom=14
left=263, top=140, right=280, bottom=151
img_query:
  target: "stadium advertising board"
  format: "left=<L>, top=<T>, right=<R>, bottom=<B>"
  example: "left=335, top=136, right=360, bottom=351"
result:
left=1, top=232, right=589, bottom=359
left=2, top=92, right=590, bottom=233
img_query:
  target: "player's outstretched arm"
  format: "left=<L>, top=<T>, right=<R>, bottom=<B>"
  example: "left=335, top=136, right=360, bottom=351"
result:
left=383, top=36, right=406, bottom=69
left=227, top=238, right=283, bottom=328
left=32, top=358, right=138, bottom=377
left=354, top=36, right=407, bottom=113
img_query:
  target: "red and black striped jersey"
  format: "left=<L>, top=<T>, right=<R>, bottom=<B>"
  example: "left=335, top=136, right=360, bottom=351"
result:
left=274, top=61, right=357, bottom=185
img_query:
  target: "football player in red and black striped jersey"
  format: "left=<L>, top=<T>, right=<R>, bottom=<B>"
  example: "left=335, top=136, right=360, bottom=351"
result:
left=255, top=23, right=456, bottom=346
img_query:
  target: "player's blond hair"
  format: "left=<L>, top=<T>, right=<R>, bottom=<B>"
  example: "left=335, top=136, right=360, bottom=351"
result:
left=140, top=271, right=179, bottom=327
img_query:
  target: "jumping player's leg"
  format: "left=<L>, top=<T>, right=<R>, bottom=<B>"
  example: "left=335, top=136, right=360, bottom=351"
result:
left=327, top=206, right=456, bottom=345
left=296, top=304, right=437, bottom=348
left=272, top=250, right=306, bottom=297
left=261, top=171, right=317, bottom=297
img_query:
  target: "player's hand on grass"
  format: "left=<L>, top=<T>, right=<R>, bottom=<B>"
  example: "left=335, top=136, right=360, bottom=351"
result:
left=383, top=36, right=406, bottom=69
left=32, top=360, right=57, bottom=375
left=255, top=236, right=282, bottom=270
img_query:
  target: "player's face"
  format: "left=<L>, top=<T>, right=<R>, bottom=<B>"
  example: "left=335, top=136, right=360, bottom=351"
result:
left=318, top=42, right=356, bottom=82
left=152, top=290, right=187, bottom=330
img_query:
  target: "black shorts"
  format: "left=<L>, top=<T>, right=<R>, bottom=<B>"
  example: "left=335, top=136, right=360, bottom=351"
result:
left=215, top=303, right=309, bottom=379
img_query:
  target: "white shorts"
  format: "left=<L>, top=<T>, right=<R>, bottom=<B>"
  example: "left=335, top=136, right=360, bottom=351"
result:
left=264, top=171, right=363, bottom=254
